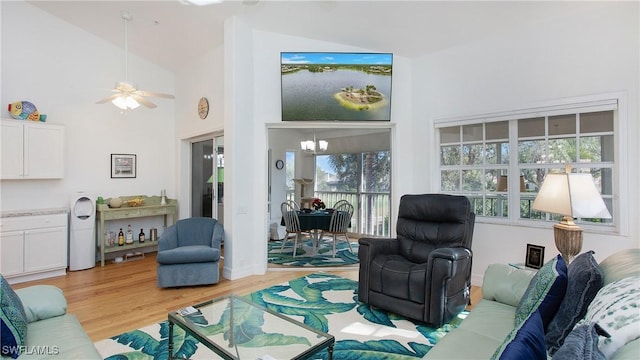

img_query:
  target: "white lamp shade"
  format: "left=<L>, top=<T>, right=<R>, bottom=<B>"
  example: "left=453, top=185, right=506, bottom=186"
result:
left=532, top=173, right=611, bottom=219
left=112, top=95, right=140, bottom=110
left=112, top=96, right=128, bottom=110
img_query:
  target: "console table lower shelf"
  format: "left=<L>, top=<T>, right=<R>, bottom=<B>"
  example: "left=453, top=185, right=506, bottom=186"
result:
left=104, top=242, right=155, bottom=262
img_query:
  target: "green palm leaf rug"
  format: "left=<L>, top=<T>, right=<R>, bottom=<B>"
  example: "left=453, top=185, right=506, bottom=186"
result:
left=268, top=239, right=359, bottom=267
left=95, top=273, right=467, bottom=360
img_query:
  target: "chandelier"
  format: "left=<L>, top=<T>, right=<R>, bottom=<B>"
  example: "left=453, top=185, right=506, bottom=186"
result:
left=300, top=132, right=328, bottom=154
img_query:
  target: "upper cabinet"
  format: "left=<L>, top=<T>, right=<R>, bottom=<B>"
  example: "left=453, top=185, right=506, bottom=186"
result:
left=1, top=119, right=64, bottom=179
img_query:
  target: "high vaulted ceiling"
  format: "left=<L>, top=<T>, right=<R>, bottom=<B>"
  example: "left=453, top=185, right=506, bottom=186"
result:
left=27, top=0, right=603, bottom=72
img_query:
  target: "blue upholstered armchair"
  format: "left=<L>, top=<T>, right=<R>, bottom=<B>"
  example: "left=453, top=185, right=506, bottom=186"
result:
left=156, top=217, right=223, bottom=288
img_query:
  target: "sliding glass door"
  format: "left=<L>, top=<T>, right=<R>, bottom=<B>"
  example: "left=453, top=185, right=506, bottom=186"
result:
left=191, top=136, right=224, bottom=223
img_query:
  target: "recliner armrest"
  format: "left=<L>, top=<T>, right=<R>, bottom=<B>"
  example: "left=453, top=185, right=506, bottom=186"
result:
left=426, top=247, right=473, bottom=325
left=358, top=237, right=398, bottom=258
left=429, top=247, right=471, bottom=261
left=358, top=237, right=398, bottom=303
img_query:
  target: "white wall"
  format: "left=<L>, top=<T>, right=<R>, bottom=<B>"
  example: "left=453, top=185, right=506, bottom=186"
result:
left=1, top=1, right=176, bottom=262
left=174, top=42, right=225, bottom=220
left=1, top=1, right=176, bottom=214
left=414, top=1, right=640, bottom=284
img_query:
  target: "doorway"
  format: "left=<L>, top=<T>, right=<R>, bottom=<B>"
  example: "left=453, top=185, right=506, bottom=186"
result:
left=268, top=127, right=392, bottom=237
left=191, top=136, right=224, bottom=222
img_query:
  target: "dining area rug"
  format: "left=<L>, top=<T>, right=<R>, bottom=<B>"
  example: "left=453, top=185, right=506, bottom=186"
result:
left=267, top=238, right=359, bottom=267
left=95, top=273, right=468, bottom=360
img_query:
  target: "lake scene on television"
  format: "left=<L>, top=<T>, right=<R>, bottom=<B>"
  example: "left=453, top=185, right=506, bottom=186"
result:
left=281, top=52, right=393, bottom=121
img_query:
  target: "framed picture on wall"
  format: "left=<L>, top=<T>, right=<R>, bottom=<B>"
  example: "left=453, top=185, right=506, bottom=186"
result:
left=525, top=244, right=545, bottom=269
left=111, top=154, right=136, bottom=178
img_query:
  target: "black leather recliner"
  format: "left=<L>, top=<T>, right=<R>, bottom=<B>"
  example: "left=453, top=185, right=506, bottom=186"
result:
left=358, top=194, right=475, bottom=327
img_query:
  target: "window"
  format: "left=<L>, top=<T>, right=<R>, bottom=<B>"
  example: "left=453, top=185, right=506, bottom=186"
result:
left=315, top=151, right=391, bottom=236
left=285, top=151, right=295, bottom=191
left=438, top=98, right=617, bottom=230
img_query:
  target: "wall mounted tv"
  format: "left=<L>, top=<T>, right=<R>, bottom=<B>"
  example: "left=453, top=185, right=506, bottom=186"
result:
left=281, top=52, right=393, bottom=121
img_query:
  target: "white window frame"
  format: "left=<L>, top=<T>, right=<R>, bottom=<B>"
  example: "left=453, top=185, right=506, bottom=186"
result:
left=434, top=93, right=628, bottom=236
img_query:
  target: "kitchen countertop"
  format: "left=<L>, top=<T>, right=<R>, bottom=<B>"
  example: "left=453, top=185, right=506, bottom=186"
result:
left=0, top=207, right=69, bottom=218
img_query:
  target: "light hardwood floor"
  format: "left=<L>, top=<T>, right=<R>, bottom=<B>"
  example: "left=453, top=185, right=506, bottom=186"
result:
left=12, top=252, right=481, bottom=342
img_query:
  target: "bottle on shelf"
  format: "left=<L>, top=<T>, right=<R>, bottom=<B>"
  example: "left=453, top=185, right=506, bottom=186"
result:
left=139, top=228, right=145, bottom=243
left=125, top=224, right=134, bottom=244
left=118, top=228, right=124, bottom=246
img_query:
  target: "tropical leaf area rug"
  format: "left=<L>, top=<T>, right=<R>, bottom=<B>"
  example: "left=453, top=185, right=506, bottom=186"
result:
left=95, top=273, right=468, bottom=360
left=267, top=238, right=359, bottom=267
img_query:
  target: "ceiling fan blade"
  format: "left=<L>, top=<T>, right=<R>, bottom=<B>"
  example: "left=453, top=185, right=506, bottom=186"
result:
left=131, top=94, right=157, bottom=108
left=136, top=90, right=175, bottom=99
left=96, top=93, right=121, bottom=104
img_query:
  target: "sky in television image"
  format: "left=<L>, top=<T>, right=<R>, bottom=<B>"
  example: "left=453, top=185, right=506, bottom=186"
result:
left=281, top=52, right=393, bottom=121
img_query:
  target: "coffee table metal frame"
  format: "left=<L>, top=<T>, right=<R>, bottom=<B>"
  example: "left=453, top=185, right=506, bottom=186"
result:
left=168, top=294, right=334, bottom=360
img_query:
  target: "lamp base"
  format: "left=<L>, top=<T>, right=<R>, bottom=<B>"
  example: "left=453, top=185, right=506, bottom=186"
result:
left=553, top=217, right=583, bottom=264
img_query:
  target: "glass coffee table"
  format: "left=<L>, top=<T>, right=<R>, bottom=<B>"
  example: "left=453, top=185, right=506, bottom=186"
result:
left=168, top=295, right=334, bottom=360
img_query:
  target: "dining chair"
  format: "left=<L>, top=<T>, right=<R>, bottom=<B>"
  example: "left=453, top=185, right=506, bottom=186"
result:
left=280, top=201, right=310, bottom=257
left=325, top=200, right=355, bottom=257
left=332, top=199, right=349, bottom=209
left=286, top=199, right=301, bottom=211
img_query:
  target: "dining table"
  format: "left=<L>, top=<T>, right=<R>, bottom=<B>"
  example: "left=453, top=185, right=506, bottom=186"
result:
left=281, top=209, right=334, bottom=255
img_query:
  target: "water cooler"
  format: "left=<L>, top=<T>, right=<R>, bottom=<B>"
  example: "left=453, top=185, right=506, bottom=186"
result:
left=69, top=192, right=96, bottom=270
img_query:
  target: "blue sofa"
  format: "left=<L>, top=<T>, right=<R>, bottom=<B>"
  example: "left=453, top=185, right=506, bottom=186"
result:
left=156, top=217, right=224, bottom=288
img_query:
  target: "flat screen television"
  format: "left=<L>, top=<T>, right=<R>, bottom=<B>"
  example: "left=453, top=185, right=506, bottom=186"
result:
left=281, top=52, right=393, bottom=121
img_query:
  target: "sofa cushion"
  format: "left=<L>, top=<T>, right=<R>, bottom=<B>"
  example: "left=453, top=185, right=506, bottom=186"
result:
left=491, top=310, right=546, bottom=360
left=552, top=322, right=607, bottom=360
left=598, top=248, right=640, bottom=286
left=515, top=255, right=567, bottom=328
left=15, top=285, right=67, bottom=323
left=0, top=274, right=28, bottom=358
left=577, top=275, right=640, bottom=358
left=424, top=298, right=517, bottom=359
left=546, top=251, right=604, bottom=355
left=156, top=245, right=220, bottom=265
left=21, top=314, right=102, bottom=359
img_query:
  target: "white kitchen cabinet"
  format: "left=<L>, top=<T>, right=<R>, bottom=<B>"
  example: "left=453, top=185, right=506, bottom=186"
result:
left=0, top=210, right=68, bottom=284
left=1, top=119, right=64, bottom=179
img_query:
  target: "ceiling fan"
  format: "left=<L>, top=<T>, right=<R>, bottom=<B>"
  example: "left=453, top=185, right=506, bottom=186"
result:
left=96, top=11, right=174, bottom=110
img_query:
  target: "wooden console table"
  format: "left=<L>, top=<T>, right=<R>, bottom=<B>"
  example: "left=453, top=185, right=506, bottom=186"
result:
left=97, top=195, right=177, bottom=266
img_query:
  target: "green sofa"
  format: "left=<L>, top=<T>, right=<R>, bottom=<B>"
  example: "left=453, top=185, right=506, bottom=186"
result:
left=1, top=284, right=101, bottom=359
left=424, top=248, right=640, bottom=359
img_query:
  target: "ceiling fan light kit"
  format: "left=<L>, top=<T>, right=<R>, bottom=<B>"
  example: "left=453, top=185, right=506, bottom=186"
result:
left=96, top=11, right=174, bottom=110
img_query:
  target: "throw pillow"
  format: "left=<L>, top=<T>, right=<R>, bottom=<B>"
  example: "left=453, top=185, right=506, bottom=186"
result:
left=0, top=274, right=28, bottom=359
left=15, top=285, right=67, bottom=323
left=515, top=255, right=567, bottom=328
left=491, top=310, right=546, bottom=360
left=576, top=275, right=640, bottom=358
left=546, top=251, right=604, bottom=355
left=552, top=322, right=608, bottom=360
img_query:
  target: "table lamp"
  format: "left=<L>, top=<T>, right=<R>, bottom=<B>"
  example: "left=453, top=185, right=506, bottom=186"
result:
left=531, top=164, right=611, bottom=264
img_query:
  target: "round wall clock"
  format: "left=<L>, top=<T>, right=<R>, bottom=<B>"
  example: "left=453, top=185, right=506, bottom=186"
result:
left=198, top=97, right=209, bottom=119
left=275, top=159, right=284, bottom=170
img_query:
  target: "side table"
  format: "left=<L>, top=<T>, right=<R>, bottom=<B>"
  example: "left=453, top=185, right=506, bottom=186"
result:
left=96, top=195, right=177, bottom=266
